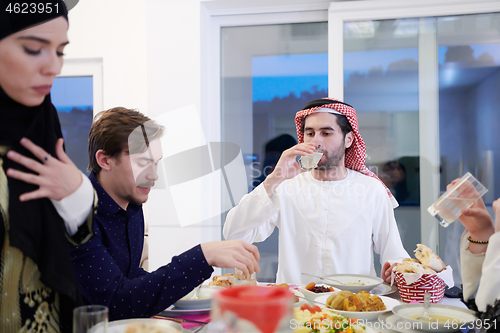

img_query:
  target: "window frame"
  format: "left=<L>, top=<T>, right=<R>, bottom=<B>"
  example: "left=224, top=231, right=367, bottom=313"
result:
left=201, top=0, right=500, bottom=254
left=58, top=57, right=103, bottom=116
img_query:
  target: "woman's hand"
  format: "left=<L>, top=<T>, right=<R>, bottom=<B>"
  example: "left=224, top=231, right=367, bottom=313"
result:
left=6, top=137, right=82, bottom=201
left=493, top=198, right=500, bottom=233
left=446, top=179, right=494, bottom=241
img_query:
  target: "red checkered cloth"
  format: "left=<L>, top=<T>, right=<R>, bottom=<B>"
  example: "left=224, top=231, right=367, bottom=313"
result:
left=294, top=98, right=398, bottom=208
left=394, top=271, right=446, bottom=303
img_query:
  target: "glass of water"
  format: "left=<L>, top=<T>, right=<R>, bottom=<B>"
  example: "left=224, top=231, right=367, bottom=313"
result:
left=428, top=172, right=488, bottom=227
left=73, top=305, right=108, bottom=333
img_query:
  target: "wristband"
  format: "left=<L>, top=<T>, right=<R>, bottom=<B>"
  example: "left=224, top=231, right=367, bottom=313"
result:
left=467, top=236, right=489, bottom=244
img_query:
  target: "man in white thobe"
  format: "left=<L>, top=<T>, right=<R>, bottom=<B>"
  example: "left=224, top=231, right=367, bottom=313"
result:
left=224, top=98, right=409, bottom=284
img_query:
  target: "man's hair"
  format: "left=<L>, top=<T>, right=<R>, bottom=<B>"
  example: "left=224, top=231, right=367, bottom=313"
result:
left=299, top=99, right=354, bottom=138
left=88, top=107, right=164, bottom=174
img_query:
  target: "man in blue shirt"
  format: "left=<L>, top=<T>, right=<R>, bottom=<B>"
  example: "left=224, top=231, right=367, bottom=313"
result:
left=69, top=107, right=260, bottom=320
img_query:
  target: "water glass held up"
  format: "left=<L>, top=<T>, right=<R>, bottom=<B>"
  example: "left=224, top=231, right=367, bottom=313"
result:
left=427, top=172, right=488, bottom=227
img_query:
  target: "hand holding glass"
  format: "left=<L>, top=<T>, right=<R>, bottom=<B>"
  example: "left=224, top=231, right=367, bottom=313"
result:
left=428, top=172, right=488, bottom=227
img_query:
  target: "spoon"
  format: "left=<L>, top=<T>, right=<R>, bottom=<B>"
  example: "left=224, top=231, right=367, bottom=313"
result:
left=301, top=273, right=345, bottom=285
left=416, top=292, right=436, bottom=322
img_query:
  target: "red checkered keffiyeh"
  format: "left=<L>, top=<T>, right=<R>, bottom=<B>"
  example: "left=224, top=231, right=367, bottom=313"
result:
left=294, top=98, right=398, bottom=208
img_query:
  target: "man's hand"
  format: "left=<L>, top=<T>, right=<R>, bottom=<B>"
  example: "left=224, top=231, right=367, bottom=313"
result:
left=263, top=142, right=315, bottom=197
left=6, top=138, right=82, bottom=201
left=381, top=262, right=397, bottom=283
left=201, top=240, right=260, bottom=277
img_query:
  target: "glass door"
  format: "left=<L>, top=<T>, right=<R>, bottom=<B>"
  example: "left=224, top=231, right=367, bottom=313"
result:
left=221, top=22, right=328, bottom=282
left=333, top=4, right=500, bottom=285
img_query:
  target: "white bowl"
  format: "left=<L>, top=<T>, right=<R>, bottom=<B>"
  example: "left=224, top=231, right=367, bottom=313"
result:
left=392, top=303, right=477, bottom=332
left=321, top=274, right=384, bottom=293
left=297, top=284, right=339, bottom=302
left=315, top=294, right=400, bottom=321
left=173, top=285, right=224, bottom=310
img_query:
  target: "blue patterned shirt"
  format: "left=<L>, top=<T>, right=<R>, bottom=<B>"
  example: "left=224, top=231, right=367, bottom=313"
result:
left=69, top=173, right=213, bottom=320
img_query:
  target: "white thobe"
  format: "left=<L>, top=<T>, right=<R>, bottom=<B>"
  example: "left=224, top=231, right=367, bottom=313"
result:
left=461, top=230, right=500, bottom=312
left=224, top=169, right=409, bottom=284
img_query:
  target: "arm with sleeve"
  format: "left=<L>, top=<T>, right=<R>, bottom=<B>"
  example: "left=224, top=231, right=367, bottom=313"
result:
left=51, top=172, right=94, bottom=237
left=371, top=183, right=410, bottom=265
left=460, top=230, right=486, bottom=303
left=70, top=225, right=213, bottom=320
left=223, top=183, right=280, bottom=243
left=461, top=231, right=500, bottom=312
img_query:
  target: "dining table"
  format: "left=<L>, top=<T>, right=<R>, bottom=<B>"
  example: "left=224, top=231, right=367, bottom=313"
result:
left=149, top=282, right=472, bottom=333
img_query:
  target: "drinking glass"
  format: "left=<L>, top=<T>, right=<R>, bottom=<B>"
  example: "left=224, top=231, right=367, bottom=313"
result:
left=73, top=305, right=108, bottom=333
left=298, top=152, right=323, bottom=171
left=427, top=172, right=488, bottom=227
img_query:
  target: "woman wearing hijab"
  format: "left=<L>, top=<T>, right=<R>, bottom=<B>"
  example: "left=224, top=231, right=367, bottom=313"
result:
left=451, top=181, right=500, bottom=332
left=0, top=1, right=94, bottom=331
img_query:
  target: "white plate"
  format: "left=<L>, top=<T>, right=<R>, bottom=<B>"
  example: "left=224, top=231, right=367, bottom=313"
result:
left=92, top=318, right=190, bottom=333
left=322, top=274, right=384, bottom=293
left=369, top=283, right=398, bottom=296
left=173, top=285, right=223, bottom=310
left=315, top=294, right=400, bottom=321
left=297, top=284, right=341, bottom=302
left=392, top=303, right=477, bottom=332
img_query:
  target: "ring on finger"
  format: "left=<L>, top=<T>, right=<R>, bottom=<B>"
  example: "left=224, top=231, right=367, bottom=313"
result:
left=43, top=154, right=50, bottom=164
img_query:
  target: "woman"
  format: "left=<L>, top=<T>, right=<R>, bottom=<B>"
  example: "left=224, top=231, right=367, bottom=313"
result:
left=0, top=1, right=94, bottom=332
left=449, top=178, right=500, bottom=332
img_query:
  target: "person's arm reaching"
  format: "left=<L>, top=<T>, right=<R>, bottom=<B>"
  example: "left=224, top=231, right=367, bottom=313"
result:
left=70, top=226, right=214, bottom=320
left=201, top=240, right=260, bottom=277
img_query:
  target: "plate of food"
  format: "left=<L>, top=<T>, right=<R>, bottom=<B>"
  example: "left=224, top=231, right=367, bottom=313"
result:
left=293, top=305, right=377, bottom=333
left=321, top=274, right=384, bottom=293
left=92, top=318, right=190, bottom=333
left=172, top=285, right=224, bottom=310
left=315, top=290, right=400, bottom=321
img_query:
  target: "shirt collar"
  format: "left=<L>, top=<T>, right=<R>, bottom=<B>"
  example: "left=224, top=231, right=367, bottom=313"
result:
left=89, top=172, right=142, bottom=216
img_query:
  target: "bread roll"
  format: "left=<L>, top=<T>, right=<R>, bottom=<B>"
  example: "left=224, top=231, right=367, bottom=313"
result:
left=395, top=261, right=425, bottom=274
left=414, top=244, right=446, bottom=273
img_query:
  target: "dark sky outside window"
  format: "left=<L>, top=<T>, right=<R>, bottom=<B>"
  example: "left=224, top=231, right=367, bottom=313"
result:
left=51, top=77, right=93, bottom=173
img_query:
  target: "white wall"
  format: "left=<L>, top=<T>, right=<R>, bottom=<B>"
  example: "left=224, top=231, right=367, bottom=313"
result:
left=66, top=0, right=220, bottom=273
left=66, top=0, right=148, bottom=113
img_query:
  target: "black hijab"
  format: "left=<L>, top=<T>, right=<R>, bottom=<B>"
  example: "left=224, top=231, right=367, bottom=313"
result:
left=0, top=1, right=82, bottom=331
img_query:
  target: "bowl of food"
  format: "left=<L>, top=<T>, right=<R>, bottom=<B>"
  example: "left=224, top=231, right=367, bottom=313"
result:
left=173, top=285, right=224, bottom=310
left=321, top=274, right=384, bottom=293
left=316, top=291, right=399, bottom=321
left=392, top=303, right=477, bottom=332
left=297, top=282, right=339, bottom=302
